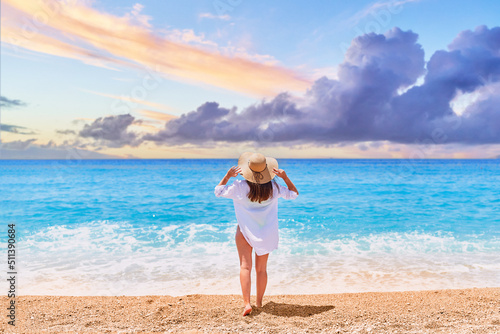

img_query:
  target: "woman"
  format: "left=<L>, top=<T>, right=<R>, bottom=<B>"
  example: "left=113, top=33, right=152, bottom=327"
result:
left=214, top=152, right=299, bottom=316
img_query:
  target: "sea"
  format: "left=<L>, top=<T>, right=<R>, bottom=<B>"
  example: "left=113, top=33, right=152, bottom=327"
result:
left=1, top=159, right=499, bottom=296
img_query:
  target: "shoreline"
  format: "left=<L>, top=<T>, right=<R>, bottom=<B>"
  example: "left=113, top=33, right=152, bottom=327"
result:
left=2, top=287, right=499, bottom=333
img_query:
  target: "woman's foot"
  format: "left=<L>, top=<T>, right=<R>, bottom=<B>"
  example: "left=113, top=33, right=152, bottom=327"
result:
left=256, top=298, right=264, bottom=308
left=243, top=303, right=252, bottom=316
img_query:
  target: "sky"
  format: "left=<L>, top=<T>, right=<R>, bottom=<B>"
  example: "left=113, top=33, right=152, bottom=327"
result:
left=1, top=0, right=499, bottom=159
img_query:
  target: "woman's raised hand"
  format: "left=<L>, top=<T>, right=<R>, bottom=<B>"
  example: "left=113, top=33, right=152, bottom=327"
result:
left=226, top=166, right=242, bottom=178
left=272, top=167, right=287, bottom=178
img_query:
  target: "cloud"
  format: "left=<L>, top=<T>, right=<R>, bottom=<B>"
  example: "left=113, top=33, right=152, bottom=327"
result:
left=56, top=129, right=77, bottom=135
left=79, top=114, right=141, bottom=148
left=1, top=0, right=310, bottom=96
left=1, top=24, right=133, bottom=72
left=345, top=0, right=421, bottom=28
left=125, top=3, right=153, bottom=28
left=357, top=143, right=369, bottom=151
left=64, top=26, right=499, bottom=150
left=142, top=26, right=500, bottom=146
left=198, top=12, right=231, bottom=21
left=136, top=109, right=178, bottom=122
left=0, top=123, right=36, bottom=135
left=0, top=96, right=27, bottom=108
left=0, top=142, right=120, bottom=159
left=163, top=29, right=280, bottom=65
left=162, top=28, right=219, bottom=48
left=0, top=138, right=36, bottom=150
left=81, top=90, right=177, bottom=113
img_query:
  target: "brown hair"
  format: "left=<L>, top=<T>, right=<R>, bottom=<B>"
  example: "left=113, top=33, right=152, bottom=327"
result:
left=246, top=179, right=279, bottom=203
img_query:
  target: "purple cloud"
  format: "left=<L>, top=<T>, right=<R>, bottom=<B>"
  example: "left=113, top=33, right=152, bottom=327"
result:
left=79, top=114, right=141, bottom=147
left=78, top=26, right=500, bottom=148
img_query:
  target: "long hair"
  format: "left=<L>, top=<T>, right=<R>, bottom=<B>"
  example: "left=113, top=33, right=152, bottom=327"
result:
left=246, top=179, right=280, bottom=203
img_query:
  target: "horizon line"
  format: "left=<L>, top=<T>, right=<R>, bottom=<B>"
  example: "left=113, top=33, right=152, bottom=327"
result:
left=0, top=157, right=498, bottom=161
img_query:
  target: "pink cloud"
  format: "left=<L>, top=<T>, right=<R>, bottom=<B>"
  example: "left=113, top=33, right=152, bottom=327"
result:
left=1, top=0, right=311, bottom=96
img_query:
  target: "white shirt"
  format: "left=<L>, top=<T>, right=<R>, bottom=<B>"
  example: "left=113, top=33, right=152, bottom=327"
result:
left=214, top=179, right=298, bottom=255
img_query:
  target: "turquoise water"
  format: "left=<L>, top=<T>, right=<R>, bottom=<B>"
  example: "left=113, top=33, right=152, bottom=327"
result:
left=1, top=159, right=499, bottom=295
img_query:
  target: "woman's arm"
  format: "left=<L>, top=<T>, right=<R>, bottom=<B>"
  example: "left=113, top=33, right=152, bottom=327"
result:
left=218, top=166, right=242, bottom=186
left=272, top=168, right=299, bottom=195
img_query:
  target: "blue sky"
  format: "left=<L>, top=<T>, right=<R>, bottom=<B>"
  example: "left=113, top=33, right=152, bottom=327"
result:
left=1, top=0, right=499, bottom=158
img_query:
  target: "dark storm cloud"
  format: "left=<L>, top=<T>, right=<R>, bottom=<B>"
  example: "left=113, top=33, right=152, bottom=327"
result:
left=0, top=96, right=27, bottom=108
left=79, top=114, right=141, bottom=147
left=142, top=26, right=500, bottom=146
left=142, top=93, right=303, bottom=144
left=77, top=26, right=500, bottom=148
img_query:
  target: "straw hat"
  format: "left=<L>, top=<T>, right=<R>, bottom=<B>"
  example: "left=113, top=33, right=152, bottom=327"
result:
left=238, top=152, right=278, bottom=184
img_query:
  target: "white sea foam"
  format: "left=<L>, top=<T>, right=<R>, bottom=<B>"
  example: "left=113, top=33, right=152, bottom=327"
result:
left=10, top=220, right=500, bottom=296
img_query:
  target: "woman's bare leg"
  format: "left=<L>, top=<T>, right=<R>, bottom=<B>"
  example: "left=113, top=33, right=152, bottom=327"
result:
left=235, top=226, right=253, bottom=316
left=255, top=252, right=269, bottom=308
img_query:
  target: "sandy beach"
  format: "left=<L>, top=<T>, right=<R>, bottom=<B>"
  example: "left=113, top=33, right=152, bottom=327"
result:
left=2, top=287, right=499, bottom=333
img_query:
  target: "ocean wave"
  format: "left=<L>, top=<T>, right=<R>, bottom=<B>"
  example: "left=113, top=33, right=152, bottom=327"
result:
left=11, top=220, right=500, bottom=296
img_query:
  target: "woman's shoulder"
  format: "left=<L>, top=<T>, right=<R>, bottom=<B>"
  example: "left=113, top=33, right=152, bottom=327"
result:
left=233, top=179, right=249, bottom=189
left=272, top=179, right=283, bottom=190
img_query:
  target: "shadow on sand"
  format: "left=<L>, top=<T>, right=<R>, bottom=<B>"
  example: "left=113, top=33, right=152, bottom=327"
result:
left=249, top=301, right=335, bottom=318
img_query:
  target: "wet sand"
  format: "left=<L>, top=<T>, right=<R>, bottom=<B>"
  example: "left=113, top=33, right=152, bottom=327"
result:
left=2, top=287, right=499, bottom=333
